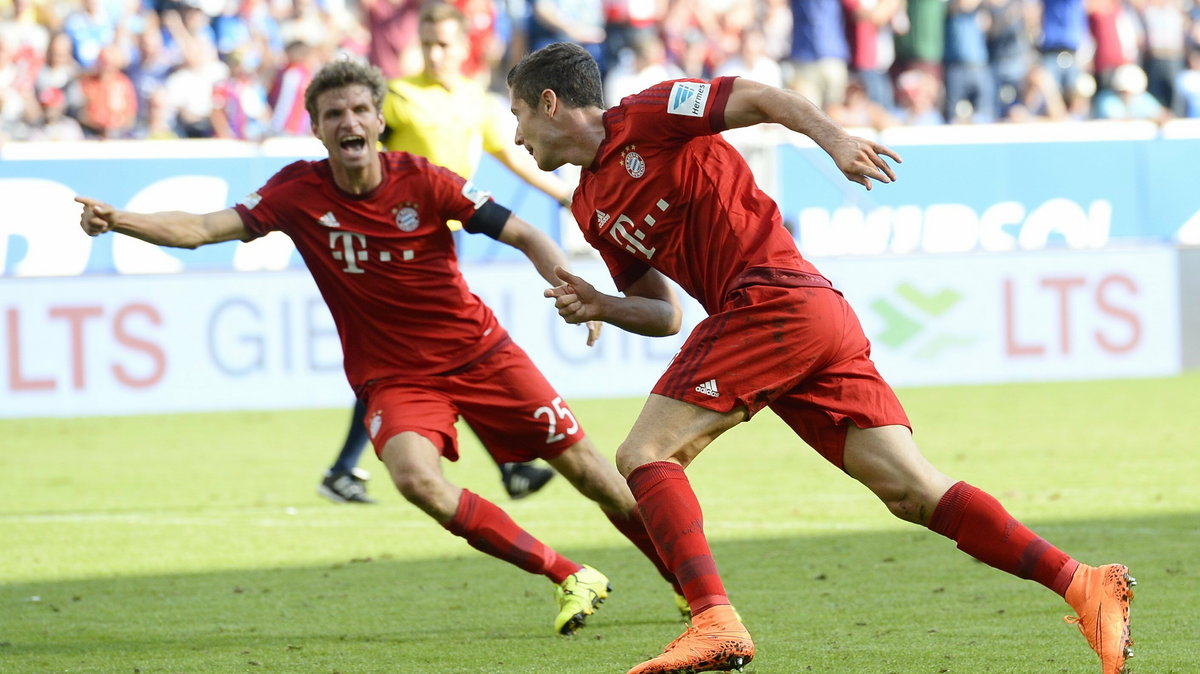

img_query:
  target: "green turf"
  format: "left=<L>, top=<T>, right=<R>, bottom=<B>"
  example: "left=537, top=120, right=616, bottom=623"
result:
left=2, top=374, right=1197, bottom=673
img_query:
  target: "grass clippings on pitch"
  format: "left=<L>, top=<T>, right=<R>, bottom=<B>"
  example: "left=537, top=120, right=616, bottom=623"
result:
left=2, top=374, right=1197, bottom=673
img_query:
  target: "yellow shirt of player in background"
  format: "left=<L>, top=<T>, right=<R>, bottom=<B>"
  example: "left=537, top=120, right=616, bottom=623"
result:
left=381, top=72, right=510, bottom=180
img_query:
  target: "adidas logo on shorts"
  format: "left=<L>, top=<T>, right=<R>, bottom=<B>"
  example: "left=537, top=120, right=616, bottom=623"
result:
left=694, top=379, right=719, bottom=397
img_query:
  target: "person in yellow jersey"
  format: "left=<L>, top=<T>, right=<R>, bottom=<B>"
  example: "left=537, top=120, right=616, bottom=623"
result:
left=381, top=2, right=573, bottom=207
left=318, top=0, right=577, bottom=505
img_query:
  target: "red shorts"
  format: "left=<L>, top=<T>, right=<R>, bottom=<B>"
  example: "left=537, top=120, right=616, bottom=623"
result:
left=360, top=339, right=585, bottom=463
left=651, top=284, right=909, bottom=469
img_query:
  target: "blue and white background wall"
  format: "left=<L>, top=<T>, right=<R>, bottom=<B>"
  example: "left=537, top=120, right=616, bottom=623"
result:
left=2, top=121, right=1195, bottom=418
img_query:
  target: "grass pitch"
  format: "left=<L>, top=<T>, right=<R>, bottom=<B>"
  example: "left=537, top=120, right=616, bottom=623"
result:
left=2, top=374, right=1198, bottom=673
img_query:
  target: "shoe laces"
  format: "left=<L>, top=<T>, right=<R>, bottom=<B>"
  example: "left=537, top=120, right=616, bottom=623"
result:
left=662, top=625, right=700, bottom=653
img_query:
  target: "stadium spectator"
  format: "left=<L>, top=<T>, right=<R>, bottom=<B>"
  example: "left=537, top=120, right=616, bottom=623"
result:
left=1067, top=69, right=1099, bottom=118
left=599, top=0, right=663, bottom=81
left=2, top=0, right=51, bottom=69
left=944, top=0, right=997, bottom=123
left=0, top=29, right=39, bottom=139
left=76, top=56, right=684, bottom=638
left=896, top=0, right=947, bottom=73
left=509, top=41, right=1134, bottom=674
left=786, top=0, right=849, bottom=109
left=361, top=0, right=421, bottom=78
left=842, top=0, right=903, bottom=111
left=605, top=29, right=683, bottom=104
left=895, top=66, right=947, bottom=124
left=278, top=0, right=327, bottom=51
left=1094, top=61, right=1170, bottom=120
left=448, top=0, right=498, bottom=82
left=267, top=38, right=315, bottom=135
left=134, top=85, right=179, bottom=138
left=985, top=0, right=1035, bottom=117
left=1139, top=0, right=1189, bottom=108
left=319, top=0, right=577, bottom=504
left=28, top=84, right=83, bottom=139
left=161, top=28, right=228, bottom=137
left=34, top=30, right=79, bottom=95
left=827, top=75, right=897, bottom=129
left=210, top=47, right=270, bottom=140
left=1039, top=0, right=1088, bottom=102
left=759, top=0, right=792, bottom=62
left=714, top=25, right=783, bottom=88
left=212, top=0, right=282, bottom=70
left=1173, top=44, right=1200, bottom=116
left=1005, top=62, right=1070, bottom=120
left=68, top=43, right=137, bottom=138
left=61, top=0, right=115, bottom=69
left=528, top=0, right=606, bottom=73
left=125, top=16, right=176, bottom=122
left=1087, top=0, right=1138, bottom=91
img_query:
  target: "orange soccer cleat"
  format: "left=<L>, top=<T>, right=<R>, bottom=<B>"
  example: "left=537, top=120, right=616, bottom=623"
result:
left=1064, top=563, right=1136, bottom=674
left=627, top=604, right=754, bottom=674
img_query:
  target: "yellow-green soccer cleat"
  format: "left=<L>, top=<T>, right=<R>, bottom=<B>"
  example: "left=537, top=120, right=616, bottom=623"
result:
left=554, top=564, right=612, bottom=635
left=674, top=593, right=691, bottom=623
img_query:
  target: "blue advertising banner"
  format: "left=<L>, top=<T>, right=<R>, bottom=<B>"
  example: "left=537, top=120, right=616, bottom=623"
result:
left=777, top=135, right=1198, bottom=256
left=0, top=140, right=561, bottom=277
left=2, top=129, right=1197, bottom=278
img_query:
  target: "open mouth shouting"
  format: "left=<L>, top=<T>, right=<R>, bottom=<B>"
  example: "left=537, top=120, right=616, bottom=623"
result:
left=339, top=134, right=367, bottom=157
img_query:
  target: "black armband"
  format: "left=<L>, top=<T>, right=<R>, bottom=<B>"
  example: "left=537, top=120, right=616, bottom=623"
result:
left=463, top=200, right=511, bottom=240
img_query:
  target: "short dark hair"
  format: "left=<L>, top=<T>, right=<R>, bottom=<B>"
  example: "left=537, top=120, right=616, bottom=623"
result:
left=506, top=42, right=604, bottom=110
left=304, top=57, right=387, bottom=122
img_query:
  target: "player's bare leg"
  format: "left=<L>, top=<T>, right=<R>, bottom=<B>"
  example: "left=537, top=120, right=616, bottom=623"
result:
left=843, top=424, right=1133, bottom=673
left=379, top=432, right=606, bottom=635
left=616, top=395, right=754, bottom=673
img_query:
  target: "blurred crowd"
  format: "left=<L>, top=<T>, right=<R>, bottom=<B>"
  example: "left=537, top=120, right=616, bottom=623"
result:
left=3, top=0, right=1200, bottom=142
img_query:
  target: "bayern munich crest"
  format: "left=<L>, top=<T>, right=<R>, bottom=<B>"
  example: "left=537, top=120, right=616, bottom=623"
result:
left=395, top=206, right=419, bottom=232
left=624, top=149, right=645, bottom=178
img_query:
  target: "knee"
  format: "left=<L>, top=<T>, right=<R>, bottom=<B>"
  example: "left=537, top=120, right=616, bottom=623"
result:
left=615, top=443, right=655, bottom=478
left=390, top=470, right=444, bottom=510
left=876, top=484, right=943, bottom=526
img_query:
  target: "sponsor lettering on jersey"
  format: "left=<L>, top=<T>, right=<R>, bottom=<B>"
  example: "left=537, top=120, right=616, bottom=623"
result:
left=667, top=81, right=709, bottom=118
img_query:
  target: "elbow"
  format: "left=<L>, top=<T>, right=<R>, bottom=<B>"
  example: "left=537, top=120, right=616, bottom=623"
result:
left=649, top=306, right=683, bottom=337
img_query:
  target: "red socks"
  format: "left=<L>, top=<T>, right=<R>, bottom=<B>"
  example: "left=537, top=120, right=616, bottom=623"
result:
left=443, top=489, right=579, bottom=584
left=929, top=481, right=1079, bottom=596
left=605, top=508, right=683, bottom=595
left=627, top=461, right=728, bottom=614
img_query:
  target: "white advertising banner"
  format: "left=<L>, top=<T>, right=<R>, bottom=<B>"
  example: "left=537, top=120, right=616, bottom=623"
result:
left=0, top=249, right=1180, bottom=418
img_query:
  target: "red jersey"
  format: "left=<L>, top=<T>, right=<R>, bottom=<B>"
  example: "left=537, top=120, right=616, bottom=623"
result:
left=234, top=152, right=508, bottom=389
left=571, top=77, right=826, bottom=314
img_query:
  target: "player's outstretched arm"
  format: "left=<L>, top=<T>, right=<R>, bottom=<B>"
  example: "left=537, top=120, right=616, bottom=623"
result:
left=545, top=266, right=681, bottom=338
left=75, top=196, right=248, bottom=249
left=721, top=78, right=903, bottom=191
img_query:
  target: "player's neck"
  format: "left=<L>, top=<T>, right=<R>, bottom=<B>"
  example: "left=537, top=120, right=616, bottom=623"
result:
left=330, top=157, right=383, bottom=195
left=578, top=108, right=608, bottom=169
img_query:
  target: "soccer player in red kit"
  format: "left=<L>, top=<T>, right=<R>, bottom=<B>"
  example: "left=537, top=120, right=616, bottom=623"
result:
left=74, top=57, right=683, bottom=637
left=507, top=42, right=1134, bottom=674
